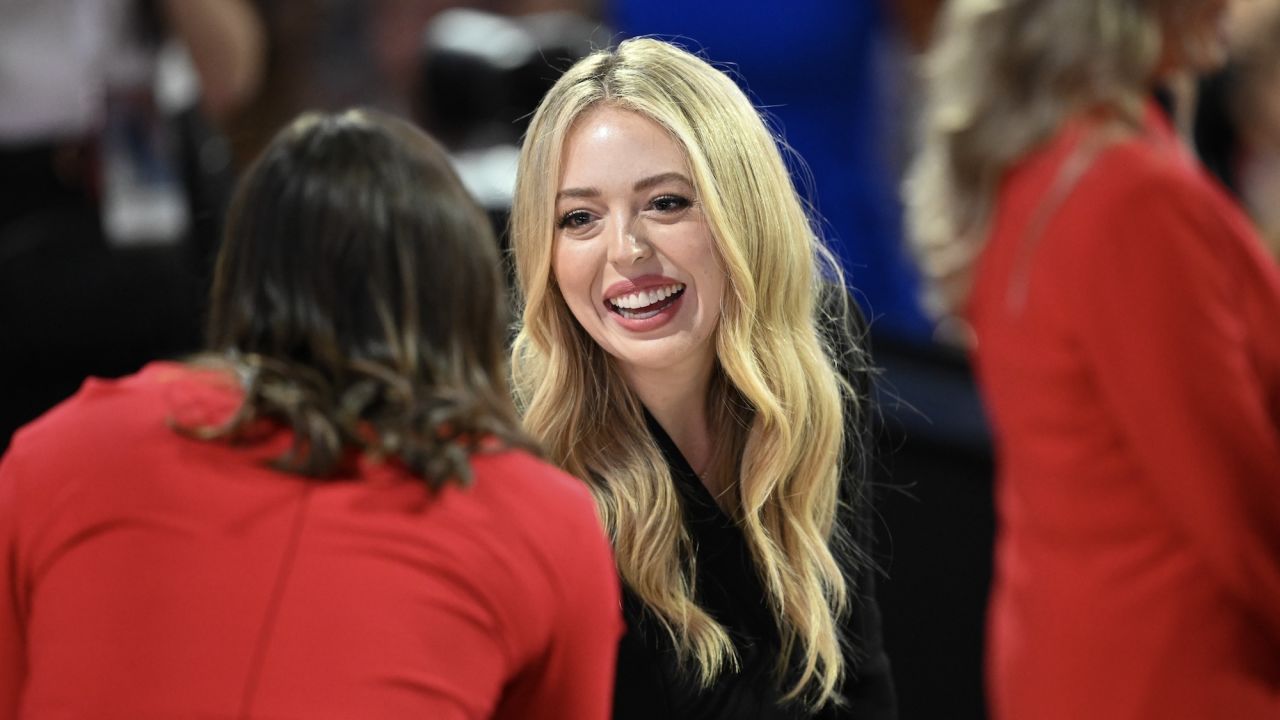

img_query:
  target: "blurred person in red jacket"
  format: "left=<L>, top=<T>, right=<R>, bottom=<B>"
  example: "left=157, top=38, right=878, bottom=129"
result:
left=908, top=1, right=1280, bottom=718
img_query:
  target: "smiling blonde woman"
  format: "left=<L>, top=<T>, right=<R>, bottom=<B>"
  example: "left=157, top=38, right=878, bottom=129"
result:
left=510, top=38, right=895, bottom=719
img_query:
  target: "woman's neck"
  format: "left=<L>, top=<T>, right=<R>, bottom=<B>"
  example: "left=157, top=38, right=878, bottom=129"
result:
left=625, top=361, right=715, bottom=481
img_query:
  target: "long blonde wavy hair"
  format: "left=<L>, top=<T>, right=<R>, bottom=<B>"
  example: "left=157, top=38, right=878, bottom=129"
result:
left=509, top=37, right=865, bottom=707
left=906, top=0, right=1214, bottom=316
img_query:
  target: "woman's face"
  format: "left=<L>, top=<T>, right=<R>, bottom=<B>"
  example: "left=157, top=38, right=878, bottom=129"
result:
left=1159, top=0, right=1234, bottom=74
left=552, top=106, right=726, bottom=386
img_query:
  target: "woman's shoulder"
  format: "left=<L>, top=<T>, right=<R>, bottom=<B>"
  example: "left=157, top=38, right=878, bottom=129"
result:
left=8, top=362, right=222, bottom=458
left=466, top=449, right=603, bottom=540
left=1010, top=110, right=1200, bottom=211
left=470, top=449, right=593, bottom=498
left=1090, top=139, right=1204, bottom=200
left=1071, top=136, right=1247, bottom=259
left=0, top=362, right=245, bottom=533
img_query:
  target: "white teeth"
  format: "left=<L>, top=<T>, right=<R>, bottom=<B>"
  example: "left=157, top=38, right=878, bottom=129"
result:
left=617, top=306, right=662, bottom=320
left=609, top=283, right=684, bottom=309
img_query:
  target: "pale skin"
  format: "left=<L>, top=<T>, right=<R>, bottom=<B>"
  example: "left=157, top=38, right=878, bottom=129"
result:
left=553, top=106, right=728, bottom=488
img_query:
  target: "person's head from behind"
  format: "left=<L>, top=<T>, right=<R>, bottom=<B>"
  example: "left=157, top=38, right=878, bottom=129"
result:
left=509, top=37, right=854, bottom=709
left=204, top=109, right=528, bottom=485
left=908, top=0, right=1234, bottom=317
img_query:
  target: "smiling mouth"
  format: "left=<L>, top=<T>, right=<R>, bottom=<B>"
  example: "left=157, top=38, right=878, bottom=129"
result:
left=606, top=283, right=686, bottom=320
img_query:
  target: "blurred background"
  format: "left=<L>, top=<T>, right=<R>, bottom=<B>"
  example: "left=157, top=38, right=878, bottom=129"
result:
left=2, top=2, right=1277, bottom=718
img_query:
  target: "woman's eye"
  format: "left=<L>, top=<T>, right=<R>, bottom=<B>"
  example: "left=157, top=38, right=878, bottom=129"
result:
left=557, top=210, right=594, bottom=229
left=650, top=195, right=691, bottom=213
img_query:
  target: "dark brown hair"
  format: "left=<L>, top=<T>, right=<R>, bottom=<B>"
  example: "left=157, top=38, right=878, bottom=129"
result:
left=196, top=109, right=534, bottom=486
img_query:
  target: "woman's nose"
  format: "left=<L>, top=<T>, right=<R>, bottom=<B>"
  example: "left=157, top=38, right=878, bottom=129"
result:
left=607, top=216, right=653, bottom=265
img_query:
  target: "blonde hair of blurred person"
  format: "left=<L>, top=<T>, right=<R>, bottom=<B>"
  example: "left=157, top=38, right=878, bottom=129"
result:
left=509, top=37, right=869, bottom=708
left=906, top=0, right=1230, bottom=322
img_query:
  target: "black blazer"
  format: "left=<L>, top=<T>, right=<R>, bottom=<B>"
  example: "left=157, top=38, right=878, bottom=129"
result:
left=611, top=297, right=897, bottom=719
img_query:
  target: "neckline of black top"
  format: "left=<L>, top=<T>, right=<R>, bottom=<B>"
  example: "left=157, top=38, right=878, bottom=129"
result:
left=642, top=409, right=738, bottom=531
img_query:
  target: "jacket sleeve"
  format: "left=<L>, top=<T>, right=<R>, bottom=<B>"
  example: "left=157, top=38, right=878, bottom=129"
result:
left=1073, top=167, right=1280, bottom=645
left=821, top=286, right=898, bottom=719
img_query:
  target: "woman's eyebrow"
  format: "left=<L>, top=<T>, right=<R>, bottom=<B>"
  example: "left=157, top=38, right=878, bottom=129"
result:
left=634, top=172, right=691, bottom=192
left=556, top=187, right=599, bottom=200
left=556, top=172, right=692, bottom=201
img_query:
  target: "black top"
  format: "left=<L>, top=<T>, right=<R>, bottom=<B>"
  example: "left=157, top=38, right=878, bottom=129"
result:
left=612, top=301, right=897, bottom=719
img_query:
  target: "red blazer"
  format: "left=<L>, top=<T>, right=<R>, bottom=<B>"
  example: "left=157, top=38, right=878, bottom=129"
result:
left=0, top=363, right=622, bottom=719
left=969, top=104, right=1280, bottom=719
